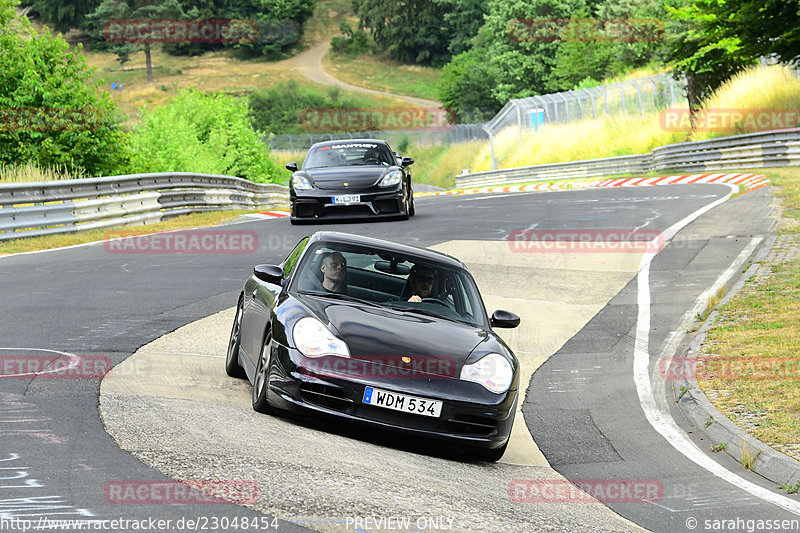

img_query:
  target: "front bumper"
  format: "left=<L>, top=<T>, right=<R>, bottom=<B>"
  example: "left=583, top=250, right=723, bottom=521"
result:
left=290, top=189, right=406, bottom=222
left=265, top=343, right=517, bottom=449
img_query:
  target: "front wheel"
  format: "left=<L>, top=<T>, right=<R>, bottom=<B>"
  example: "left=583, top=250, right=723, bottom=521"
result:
left=408, top=184, right=415, bottom=216
left=225, top=297, right=246, bottom=378
left=252, top=331, right=272, bottom=413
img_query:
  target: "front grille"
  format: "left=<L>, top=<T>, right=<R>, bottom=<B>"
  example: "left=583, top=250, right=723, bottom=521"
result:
left=445, top=414, right=498, bottom=436
left=374, top=199, right=400, bottom=214
left=295, top=203, right=317, bottom=217
left=299, top=383, right=353, bottom=411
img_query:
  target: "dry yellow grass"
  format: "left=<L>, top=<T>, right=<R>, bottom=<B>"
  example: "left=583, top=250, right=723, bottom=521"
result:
left=468, top=65, right=800, bottom=172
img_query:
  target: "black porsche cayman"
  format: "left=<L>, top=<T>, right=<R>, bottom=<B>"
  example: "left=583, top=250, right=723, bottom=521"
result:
left=225, top=231, right=521, bottom=461
left=286, top=140, right=415, bottom=224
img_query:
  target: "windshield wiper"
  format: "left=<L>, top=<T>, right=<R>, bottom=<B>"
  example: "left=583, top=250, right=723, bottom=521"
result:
left=385, top=305, right=448, bottom=320
left=298, top=290, right=381, bottom=308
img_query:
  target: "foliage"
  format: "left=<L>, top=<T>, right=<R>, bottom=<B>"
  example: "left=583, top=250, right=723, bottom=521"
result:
left=248, top=79, right=364, bottom=134
left=664, top=0, right=754, bottom=111
left=85, top=0, right=187, bottom=81
left=20, top=0, right=101, bottom=32
left=481, top=0, right=587, bottom=102
left=0, top=0, right=128, bottom=175
left=437, top=47, right=503, bottom=123
left=353, top=0, right=450, bottom=66
left=218, top=0, right=315, bottom=58
left=433, top=0, right=488, bottom=56
left=128, top=89, right=281, bottom=183
left=330, top=21, right=371, bottom=56
left=548, top=0, right=668, bottom=91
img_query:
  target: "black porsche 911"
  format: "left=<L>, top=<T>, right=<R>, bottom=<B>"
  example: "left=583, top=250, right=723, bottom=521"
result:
left=225, top=231, right=521, bottom=461
left=286, top=140, right=415, bottom=224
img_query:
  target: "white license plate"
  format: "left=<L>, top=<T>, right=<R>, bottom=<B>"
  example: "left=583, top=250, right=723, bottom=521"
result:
left=332, top=194, right=361, bottom=204
left=362, top=387, right=442, bottom=418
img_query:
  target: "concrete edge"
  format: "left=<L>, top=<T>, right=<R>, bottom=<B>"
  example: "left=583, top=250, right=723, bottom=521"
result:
left=671, top=211, right=800, bottom=492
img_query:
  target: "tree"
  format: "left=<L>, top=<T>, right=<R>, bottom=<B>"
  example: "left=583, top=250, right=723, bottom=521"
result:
left=353, top=0, right=450, bottom=66
left=664, top=0, right=754, bottom=117
left=217, top=0, right=315, bottom=58
left=21, top=0, right=102, bottom=32
left=433, top=0, right=488, bottom=56
left=481, top=0, right=587, bottom=102
left=85, top=0, right=186, bottom=83
left=0, top=0, right=128, bottom=174
left=438, top=47, right=503, bottom=122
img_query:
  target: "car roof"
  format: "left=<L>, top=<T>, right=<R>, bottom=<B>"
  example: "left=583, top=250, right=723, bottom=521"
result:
left=308, top=139, right=392, bottom=150
left=305, top=231, right=466, bottom=269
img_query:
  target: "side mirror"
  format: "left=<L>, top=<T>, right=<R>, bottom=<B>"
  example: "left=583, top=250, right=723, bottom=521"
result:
left=286, top=162, right=298, bottom=172
left=490, top=310, right=520, bottom=329
left=401, top=157, right=414, bottom=167
left=254, top=264, right=283, bottom=285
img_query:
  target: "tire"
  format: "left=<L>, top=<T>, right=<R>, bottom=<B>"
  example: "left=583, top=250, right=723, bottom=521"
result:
left=225, top=296, right=246, bottom=378
left=471, top=440, right=508, bottom=462
left=252, top=330, right=272, bottom=413
left=408, top=184, right=415, bottom=217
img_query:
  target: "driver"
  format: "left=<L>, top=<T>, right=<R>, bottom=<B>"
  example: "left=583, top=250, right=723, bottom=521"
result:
left=320, top=251, right=347, bottom=293
left=363, top=147, right=383, bottom=164
left=407, top=264, right=435, bottom=302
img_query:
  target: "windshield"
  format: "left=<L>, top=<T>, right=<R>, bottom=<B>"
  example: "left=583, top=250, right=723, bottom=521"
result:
left=303, top=142, right=395, bottom=169
left=291, top=242, right=488, bottom=328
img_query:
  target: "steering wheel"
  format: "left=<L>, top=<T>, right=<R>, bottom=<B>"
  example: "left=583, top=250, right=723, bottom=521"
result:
left=421, top=298, right=449, bottom=308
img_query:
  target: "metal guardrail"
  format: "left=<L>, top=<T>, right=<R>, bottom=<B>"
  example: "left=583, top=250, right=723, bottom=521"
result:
left=456, top=129, right=800, bottom=188
left=0, top=173, right=289, bottom=241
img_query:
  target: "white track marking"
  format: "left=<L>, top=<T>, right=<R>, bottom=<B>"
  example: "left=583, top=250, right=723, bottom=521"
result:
left=632, top=185, right=800, bottom=516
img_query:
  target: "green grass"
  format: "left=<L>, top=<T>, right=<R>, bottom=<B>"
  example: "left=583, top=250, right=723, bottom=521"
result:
left=696, top=167, right=800, bottom=449
left=323, top=53, right=442, bottom=102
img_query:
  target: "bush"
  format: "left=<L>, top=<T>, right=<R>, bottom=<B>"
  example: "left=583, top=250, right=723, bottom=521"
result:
left=128, top=89, right=281, bottom=183
left=330, top=22, right=372, bottom=56
left=249, top=80, right=363, bottom=134
left=0, top=0, right=128, bottom=176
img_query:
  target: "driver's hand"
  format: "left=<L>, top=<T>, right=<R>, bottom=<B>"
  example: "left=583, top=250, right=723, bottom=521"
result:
left=408, top=295, right=422, bottom=303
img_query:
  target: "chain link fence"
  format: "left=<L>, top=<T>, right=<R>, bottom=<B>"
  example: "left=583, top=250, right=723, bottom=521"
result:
left=266, top=73, right=685, bottom=154
left=482, top=73, right=686, bottom=169
left=267, top=123, right=488, bottom=151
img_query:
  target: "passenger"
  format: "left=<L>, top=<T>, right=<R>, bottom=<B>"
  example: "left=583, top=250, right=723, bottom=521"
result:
left=407, top=264, right=435, bottom=302
left=320, top=251, right=347, bottom=293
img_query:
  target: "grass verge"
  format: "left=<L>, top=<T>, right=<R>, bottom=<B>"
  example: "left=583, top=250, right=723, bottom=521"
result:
left=0, top=209, right=275, bottom=255
left=696, top=166, right=800, bottom=458
left=323, top=53, right=441, bottom=102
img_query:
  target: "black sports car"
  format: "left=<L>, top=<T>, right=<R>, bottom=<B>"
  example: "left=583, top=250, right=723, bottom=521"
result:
left=286, top=140, right=415, bottom=224
left=225, top=231, right=521, bottom=461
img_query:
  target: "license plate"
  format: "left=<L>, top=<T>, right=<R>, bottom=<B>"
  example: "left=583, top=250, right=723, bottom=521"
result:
left=332, top=194, right=361, bottom=204
left=362, top=387, right=442, bottom=418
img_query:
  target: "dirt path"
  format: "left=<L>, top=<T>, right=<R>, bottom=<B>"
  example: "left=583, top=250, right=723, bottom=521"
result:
left=282, top=41, right=441, bottom=109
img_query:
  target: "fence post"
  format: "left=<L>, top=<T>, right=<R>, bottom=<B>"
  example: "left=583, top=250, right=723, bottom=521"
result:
left=630, top=78, right=643, bottom=117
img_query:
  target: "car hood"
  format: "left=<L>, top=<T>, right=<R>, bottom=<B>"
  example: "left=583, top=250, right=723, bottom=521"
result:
left=299, top=166, right=398, bottom=190
left=294, top=293, right=489, bottom=375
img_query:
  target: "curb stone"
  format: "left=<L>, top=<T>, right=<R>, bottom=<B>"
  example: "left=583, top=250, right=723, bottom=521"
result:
left=671, top=214, right=800, bottom=492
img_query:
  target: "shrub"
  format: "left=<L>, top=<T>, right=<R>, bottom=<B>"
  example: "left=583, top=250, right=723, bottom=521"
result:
left=0, top=0, right=128, bottom=176
left=128, top=89, right=281, bottom=183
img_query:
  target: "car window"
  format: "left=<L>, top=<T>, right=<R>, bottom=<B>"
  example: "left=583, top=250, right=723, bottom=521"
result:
left=282, top=237, right=309, bottom=278
left=291, top=243, right=488, bottom=327
left=303, top=142, right=394, bottom=169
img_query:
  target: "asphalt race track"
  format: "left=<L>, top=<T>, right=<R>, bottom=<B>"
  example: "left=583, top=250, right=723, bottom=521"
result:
left=2, top=183, right=797, bottom=532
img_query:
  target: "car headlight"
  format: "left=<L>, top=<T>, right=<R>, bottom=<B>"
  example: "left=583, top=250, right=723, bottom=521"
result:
left=378, top=170, right=402, bottom=187
left=460, top=353, right=513, bottom=393
left=292, top=175, right=312, bottom=191
left=292, top=317, right=350, bottom=358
